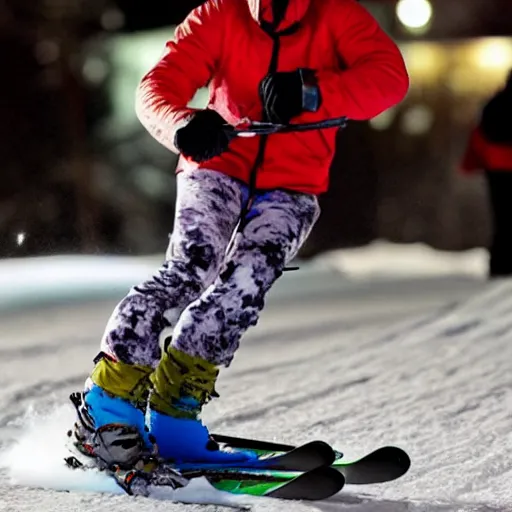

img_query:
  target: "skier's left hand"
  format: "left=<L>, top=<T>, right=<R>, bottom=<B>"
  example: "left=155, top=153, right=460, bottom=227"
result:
left=259, top=68, right=322, bottom=125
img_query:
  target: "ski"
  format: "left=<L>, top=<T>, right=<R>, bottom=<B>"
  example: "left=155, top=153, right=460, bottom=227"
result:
left=171, top=440, right=335, bottom=472
left=334, top=446, right=410, bottom=485
left=265, top=466, right=344, bottom=500
left=192, top=466, right=345, bottom=500
left=65, top=453, right=344, bottom=500
left=212, top=433, right=411, bottom=485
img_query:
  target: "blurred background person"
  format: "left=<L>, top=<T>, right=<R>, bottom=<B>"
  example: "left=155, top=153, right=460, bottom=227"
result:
left=460, top=70, right=512, bottom=278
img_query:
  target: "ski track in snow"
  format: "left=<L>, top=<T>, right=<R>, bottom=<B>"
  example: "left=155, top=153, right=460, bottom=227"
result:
left=1, top=256, right=512, bottom=511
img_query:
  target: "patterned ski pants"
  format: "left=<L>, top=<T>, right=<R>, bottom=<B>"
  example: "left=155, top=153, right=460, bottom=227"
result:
left=100, top=169, right=320, bottom=367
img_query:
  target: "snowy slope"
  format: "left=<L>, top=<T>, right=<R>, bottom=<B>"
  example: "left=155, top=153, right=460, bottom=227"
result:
left=1, top=243, right=511, bottom=512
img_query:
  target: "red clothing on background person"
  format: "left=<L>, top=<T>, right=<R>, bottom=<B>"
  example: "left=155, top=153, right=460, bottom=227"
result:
left=460, top=71, right=512, bottom=278
left=461, top=127, right=512, bottom=174
left=136, top=0, right=409, bottom=195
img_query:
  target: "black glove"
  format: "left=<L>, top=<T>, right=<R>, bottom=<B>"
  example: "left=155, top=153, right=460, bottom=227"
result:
left=174, top=109, right=231, bottom=162
left=259, top=68, right=321, bottom=125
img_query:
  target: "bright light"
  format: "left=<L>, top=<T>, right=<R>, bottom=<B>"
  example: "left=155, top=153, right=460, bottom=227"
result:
left=396, top=0, right=433, bottom=30
left=16, top=232, right=26, bottom=246
left=472, top=39, right=512, bottom=71
left=402, top=43, right=445, bottom=83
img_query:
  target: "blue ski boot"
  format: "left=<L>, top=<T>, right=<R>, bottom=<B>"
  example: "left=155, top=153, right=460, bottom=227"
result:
left=69, top=354, right=154, bottom=469
left=148, top=347, right=255, bottom=464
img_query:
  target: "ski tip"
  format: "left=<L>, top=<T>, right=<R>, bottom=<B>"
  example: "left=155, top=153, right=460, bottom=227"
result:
left=367, top=446, right=411, bottom=473
left=266, top=466, right=345, bottom=501
left=300, top=440, right=336, bottom=460
left=277, top=440, right=336, bottom=470
left=338, top=446, right=411, bottom=485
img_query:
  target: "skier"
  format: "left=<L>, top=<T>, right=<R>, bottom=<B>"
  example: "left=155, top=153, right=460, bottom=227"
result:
left=72, top=0, right=409, bottom=469
left=461, top=70, right=512, bottom=278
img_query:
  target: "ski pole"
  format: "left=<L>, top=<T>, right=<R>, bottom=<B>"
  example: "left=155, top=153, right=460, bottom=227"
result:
left=224, top=116, right=348, bottom=137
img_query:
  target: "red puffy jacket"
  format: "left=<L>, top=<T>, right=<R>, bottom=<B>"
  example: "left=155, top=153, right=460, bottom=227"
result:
left=136, top=0, right=409, bottom=195
left=461, top=127, right=512, bottom=173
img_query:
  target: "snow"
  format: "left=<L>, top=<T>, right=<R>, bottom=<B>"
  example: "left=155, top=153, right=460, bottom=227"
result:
left=0, top=255, right=157, bottom=312
left=1, top=242, right=511, bottom=511
left=316, top=241, right=488, bottom=279
left=1, top=404, right=254, bottom=508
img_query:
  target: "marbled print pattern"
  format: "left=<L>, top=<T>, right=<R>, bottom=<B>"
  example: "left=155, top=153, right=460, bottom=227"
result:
left=100, top=169, right=244, bottom=367
left=100, top=170, right=319, bottom=368
left=171, top=189, right=320, bottom=366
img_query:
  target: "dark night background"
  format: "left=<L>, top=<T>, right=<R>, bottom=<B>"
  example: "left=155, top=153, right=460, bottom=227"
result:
left=1, top=0, right=511, bottom=259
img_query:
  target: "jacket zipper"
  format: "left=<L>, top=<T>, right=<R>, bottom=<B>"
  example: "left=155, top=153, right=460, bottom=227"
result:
left=240, top=23, right=299, bottom=228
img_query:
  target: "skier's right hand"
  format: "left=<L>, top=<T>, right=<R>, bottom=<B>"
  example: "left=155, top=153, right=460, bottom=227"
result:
left=174, top=109, right=231, bottom=162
